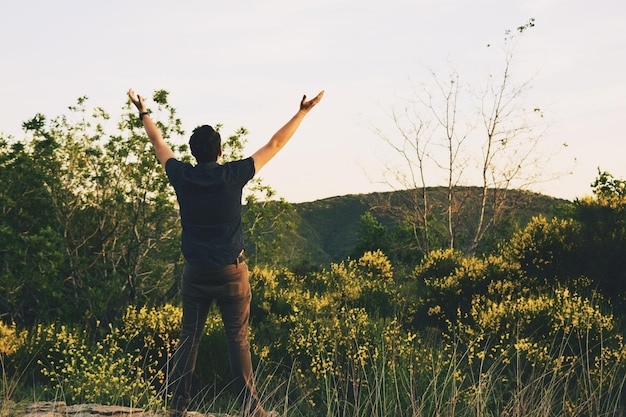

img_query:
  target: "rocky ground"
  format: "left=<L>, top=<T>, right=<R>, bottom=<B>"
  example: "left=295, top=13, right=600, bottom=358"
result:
left=4, top=402, right=231, bottom=417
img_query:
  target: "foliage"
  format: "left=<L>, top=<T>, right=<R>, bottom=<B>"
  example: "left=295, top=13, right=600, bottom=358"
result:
left=0, top=320, right=29, bottom=405
left=308, top=250, right=397, bottom=316
left=248, top=251, right=402, bottom=407
left=448, top=285, right=625, bottom=417
left=351, top=211, right=390, bottom=258
left=5, top=304, right=227, bottom=408
left=0, top=93, right=296, bottom=327
left=32, top=322, right=159, bottom=406
left=0, top=321, right=27, bottom=357
left=501, top=171, right=626, bottom=311
left=4, top=250, right=626, bottom=415
left=591, top=169, right=626, bottom=205
left=5, top=89, right=626, bottom=415
left=294, top=194, right=371, bottom=264
left=503, top=215, right=581, bottom=284
left=116, top=304, right=183, bottom=388
left=570, top=171, right=626, bottom=306
left=119, top=304, right=233, bottom=400
left=352, top=211, right=428, bottom=268
left=453, top=286, right=619, bottom=365
left=0, top=135, right=67, bottom=325
left=293, top=188, right=567, bottom=267
left=409, top=248, right=528, bottom=330
left=0, top=94, right=185, bottom=326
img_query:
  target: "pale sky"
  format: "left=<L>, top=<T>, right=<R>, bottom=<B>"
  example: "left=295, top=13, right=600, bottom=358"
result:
left=2, top=0, right=624, bottom=203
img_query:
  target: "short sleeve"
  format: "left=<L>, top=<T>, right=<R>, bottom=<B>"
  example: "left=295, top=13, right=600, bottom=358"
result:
left=165, top=158, right=185, bottom=186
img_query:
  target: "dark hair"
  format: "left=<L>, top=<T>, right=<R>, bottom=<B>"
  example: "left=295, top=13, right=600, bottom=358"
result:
left=189, top=125, right=221, bottom=163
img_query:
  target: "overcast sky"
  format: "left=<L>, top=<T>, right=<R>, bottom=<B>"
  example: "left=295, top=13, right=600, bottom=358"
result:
left=2, top=0, right=624, bottom=203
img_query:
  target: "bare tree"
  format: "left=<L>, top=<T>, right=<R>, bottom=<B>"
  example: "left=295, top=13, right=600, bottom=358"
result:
left=373, top=64, right=474, bottom=255
left=375, top=18, right=557, bottom=256
left=428, top=70, right=471, bottom=250
left=469, top=18, right=545, bottom=253
left=373, top=101, right=433, bottom=254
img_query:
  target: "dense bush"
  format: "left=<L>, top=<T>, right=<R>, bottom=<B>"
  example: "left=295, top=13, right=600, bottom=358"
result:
left=0, top=94, right=293, bottom=328
left=503, top=215, right=581, bottom=284
left=407, top=249, right=529, bottom=330
left=3, top=252, right=626, bottom=415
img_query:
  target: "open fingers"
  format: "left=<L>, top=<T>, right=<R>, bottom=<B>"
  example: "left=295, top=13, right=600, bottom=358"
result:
left=311, top=90, right=324, bottom=104
left=300, top=90, right=324, bottom=111
left=127, top=88, right=145, bottom=111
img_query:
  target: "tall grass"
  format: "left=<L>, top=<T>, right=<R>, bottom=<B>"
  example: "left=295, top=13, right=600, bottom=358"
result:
left=307, top=330, right=626, bottom=417
left=2, top=313, right=625, bottom=417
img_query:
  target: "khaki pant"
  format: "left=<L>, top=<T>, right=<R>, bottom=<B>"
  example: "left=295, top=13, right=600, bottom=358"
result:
left=169, top=259, right=260, bottom=414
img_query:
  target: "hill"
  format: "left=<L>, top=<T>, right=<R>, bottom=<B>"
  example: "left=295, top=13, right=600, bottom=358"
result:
left=289, top=187, right=570, bottom=265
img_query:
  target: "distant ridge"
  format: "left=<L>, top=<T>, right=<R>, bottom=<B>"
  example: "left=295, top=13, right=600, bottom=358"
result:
left=288, top=187, right=570, bottom=264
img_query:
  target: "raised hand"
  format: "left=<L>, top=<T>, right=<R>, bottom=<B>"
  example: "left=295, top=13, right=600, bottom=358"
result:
left=128, top=89, right=147, bottom=113
left=299, top=90, right=324, bottom=113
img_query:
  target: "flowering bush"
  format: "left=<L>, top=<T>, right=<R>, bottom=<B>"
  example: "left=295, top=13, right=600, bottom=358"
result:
left=504, top=215, right=581, bottom=283
left=0, top=321, right=27, bottom=356
left=411, top=249, right=527, bottom=329
left=449, top=284, right=625, bottom=412
left=34, top=322, right=158, bottom=406
left=3, top=246, right=625, bottom=416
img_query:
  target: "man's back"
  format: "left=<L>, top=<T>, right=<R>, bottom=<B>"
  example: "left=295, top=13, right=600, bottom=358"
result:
left=166, top=157, right=255, bottom=269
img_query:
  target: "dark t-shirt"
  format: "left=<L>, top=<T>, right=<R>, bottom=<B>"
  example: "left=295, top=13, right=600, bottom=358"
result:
left=165, top=157, right=255, bottom=269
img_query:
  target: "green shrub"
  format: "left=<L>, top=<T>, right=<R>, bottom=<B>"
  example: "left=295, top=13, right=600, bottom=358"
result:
left=33, top=322, right=158, bottom=406
left=503, top=215, right=581, bottom=284
left=18, top=304, right=230, bottom=407
left=451, top=285, right=625, bottom=408
left=410, top=249, right=527, bottom=329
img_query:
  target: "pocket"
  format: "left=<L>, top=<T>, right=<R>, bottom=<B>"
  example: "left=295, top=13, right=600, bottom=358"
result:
left=224, top=279, right=251, bottom=299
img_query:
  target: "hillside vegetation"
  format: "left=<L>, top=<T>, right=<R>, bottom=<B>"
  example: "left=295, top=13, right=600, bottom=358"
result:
left=291, top=188, right=569, bottom=264
left=3, top=95, right=626, bottom=416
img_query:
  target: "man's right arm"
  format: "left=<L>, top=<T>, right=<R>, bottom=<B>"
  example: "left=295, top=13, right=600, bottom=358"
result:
left=251, top=91, right=324, bottom=173
left=128, top=89, right=176, bottom=168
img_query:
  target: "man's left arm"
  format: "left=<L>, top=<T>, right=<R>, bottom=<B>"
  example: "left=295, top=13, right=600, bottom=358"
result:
left=251, top=91, right=324, bottom=173
left=128, top=89, right=176, bottom=168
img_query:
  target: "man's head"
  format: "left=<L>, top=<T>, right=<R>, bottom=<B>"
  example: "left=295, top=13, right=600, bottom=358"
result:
left=189, top=125, right=221, bottom=163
